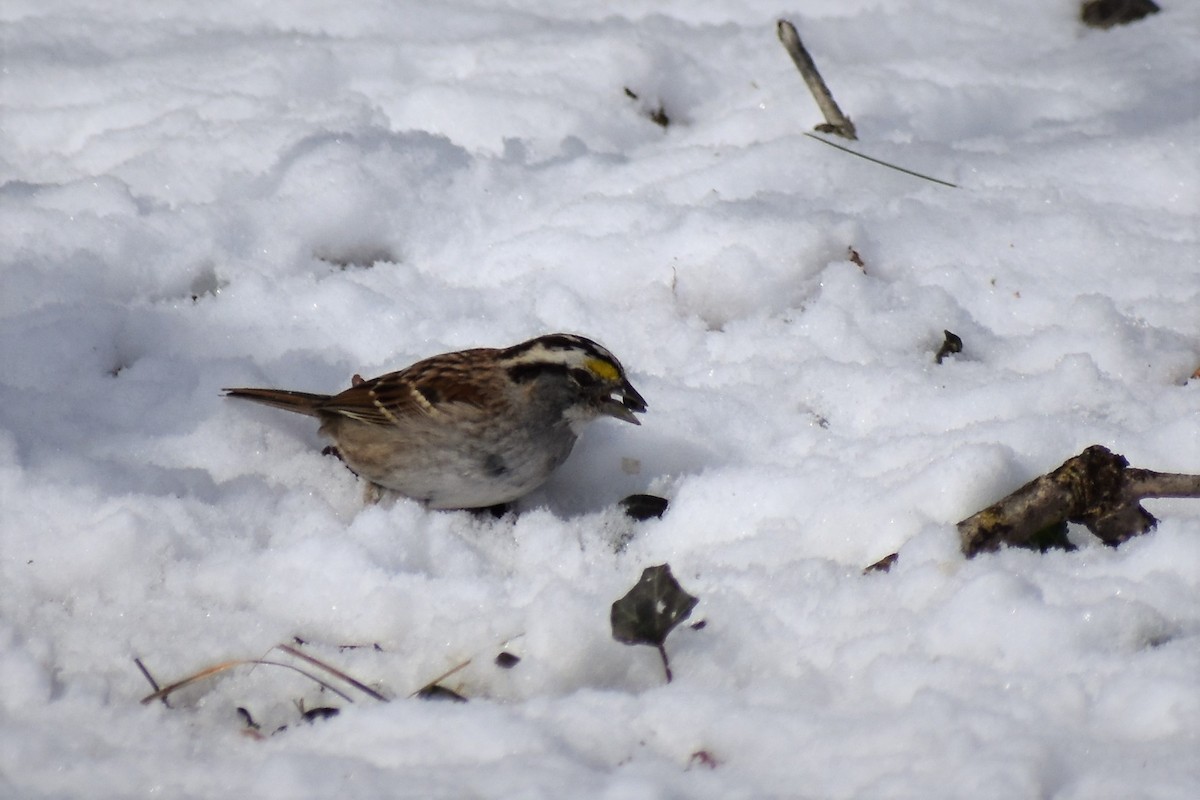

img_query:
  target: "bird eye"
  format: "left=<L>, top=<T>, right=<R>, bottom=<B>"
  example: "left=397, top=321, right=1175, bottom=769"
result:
left=570, top=368, right=599, bottom=387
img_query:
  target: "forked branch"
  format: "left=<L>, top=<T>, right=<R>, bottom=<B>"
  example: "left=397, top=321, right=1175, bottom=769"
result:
left=957, top=445, right=1200, bottom=557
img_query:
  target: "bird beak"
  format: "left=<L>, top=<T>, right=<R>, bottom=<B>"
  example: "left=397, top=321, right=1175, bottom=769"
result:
left=601, top=379, right=648, bottom=425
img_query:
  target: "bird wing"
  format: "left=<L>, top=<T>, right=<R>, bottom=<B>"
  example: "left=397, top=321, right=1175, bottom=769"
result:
left=319, top=368, right=491, bottom=426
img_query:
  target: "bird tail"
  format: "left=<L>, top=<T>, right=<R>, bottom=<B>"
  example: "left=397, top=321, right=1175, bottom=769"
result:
left=223, top=387, right=329, bottom=417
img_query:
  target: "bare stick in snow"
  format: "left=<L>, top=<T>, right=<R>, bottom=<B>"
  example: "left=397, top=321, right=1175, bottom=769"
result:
left=867, top=446, right=1200, bottom=569
left=777, top=19, right=857, bottom=140
left=957, top=445, right=1200, bottom=557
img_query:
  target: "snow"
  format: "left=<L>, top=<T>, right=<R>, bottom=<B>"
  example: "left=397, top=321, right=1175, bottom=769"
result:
left=2, top=0, right=1198, bottom=797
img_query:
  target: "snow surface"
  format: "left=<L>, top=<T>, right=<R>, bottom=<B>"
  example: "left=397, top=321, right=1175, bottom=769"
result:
left=2, top=1, right=1198, bottom=797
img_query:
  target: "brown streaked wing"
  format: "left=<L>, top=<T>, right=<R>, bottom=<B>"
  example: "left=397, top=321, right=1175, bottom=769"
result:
left=317, top=376, right=411, bottom=426
left=407, top=372, right=491, bottom=411
left=398, top=349, right=497, bottom=415
left=319, top=363, right=492, bottom=426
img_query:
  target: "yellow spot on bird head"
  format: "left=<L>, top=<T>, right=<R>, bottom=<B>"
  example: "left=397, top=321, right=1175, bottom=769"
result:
left=586, top=357, right=620, bottom=382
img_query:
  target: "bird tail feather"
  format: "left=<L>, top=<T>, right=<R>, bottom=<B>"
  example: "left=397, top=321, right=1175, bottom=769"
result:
left=223, top=387, right=329, bottom=417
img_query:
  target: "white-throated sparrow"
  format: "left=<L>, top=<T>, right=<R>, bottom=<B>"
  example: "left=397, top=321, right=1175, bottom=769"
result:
left=225, top=333, right=647, bottom=509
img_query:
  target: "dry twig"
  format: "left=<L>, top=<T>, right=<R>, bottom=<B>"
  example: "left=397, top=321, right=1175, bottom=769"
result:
left=138, top=643, right=387, bottom=706
left=276, top=643, right=389, bottom=701
left=865, top=446, right=1199, bottom=568
left=958, top=445, right=1200, bottom=557
left=776, top=19, right=856, bottom=139
left=801, top=133, right=959, bottom=188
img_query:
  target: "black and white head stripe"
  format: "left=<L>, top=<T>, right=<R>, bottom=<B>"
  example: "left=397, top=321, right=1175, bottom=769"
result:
left=500, top=333, right=627, bottom=380
left=499, top=334, right=646, bottom=410
left=501, top=333, right=620, bottom=367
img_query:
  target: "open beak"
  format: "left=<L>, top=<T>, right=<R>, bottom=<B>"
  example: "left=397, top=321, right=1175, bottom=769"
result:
left=601, top=378, right=648, bottom=425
